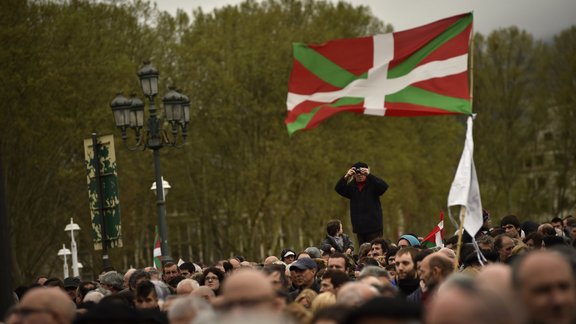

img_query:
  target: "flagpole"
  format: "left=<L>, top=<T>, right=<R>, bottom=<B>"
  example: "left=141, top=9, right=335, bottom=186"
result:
left=454, top=206, right=467, bottom=270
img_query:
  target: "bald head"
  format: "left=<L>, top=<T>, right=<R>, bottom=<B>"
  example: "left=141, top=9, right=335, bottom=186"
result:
left=176, top=278, right=200, bottom=295
left=336, top=282, right=379, bottom=308
left=513, top=251, right=576, bottom=324
left=264, top=256, right=279, bottom=265
left=18, top=287, right=76, bottom=324
left=191, top=286, right=216, bottom=302
left=475, top=263, right=512, bottom=300
left=221, top=269, right=278, bottom=313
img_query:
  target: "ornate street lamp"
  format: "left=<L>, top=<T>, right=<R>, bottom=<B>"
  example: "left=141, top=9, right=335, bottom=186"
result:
left=64, top=218, right=80, bottom=277
left=110, top=61, right=189, bottom=263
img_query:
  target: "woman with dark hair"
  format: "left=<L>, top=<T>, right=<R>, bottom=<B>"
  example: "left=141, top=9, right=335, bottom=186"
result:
left=200, top=267, right=225, bottom=296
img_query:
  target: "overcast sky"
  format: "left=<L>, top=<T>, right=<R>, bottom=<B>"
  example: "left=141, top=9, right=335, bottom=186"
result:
left=155, top=0, right=576, bottom=40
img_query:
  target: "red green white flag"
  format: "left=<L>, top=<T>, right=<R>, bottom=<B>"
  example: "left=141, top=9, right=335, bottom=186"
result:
left=422, top=211, right=445, bottom=248
left=153, top=226, right=162, bottom=269
left=285, top=13, right=473, bottom=135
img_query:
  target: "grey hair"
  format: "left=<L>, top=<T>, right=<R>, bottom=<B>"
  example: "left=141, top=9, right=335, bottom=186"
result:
left=358, top=265, right=391, bottom=280
left=167, top=295, right=213, bottom=321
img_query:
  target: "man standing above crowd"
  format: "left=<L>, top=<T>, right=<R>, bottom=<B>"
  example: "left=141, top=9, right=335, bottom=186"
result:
left=335, top=162, right=389, bottom=245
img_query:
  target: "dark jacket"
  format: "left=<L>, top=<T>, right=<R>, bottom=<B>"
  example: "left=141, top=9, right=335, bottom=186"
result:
left=335, top=174, right=389, bottom=234
left=320, top=234, right=354, bottom=253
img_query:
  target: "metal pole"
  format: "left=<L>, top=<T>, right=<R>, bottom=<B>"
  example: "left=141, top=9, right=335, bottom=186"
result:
left=0, top=156, right=14, bottom=319
left=92, top=133, right=111, bottom=269
left=70, top=219, right=79, bottom=277
left=62, top=244, right=70, bottom=278
left=153, top=148, right=172, bottom=262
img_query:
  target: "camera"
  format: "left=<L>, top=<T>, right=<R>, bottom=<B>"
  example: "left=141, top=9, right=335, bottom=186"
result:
left=353, top=167, right=363, bottom=174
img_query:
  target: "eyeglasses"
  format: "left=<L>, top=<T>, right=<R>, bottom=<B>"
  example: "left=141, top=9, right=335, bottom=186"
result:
left=205, top=276, right=219, bottom=281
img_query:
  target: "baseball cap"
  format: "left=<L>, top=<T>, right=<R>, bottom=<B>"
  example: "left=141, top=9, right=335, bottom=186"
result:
left=281, top=249, right=296, bottom=259
left=289, top=258, right=317, bottom=271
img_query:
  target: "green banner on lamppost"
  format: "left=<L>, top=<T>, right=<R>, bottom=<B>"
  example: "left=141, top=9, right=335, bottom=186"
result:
left=84, top=134, right=123, bottom=251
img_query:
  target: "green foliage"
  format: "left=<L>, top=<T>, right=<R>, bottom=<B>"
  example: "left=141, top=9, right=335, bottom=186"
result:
left=2, top=0, right=575, bottom=284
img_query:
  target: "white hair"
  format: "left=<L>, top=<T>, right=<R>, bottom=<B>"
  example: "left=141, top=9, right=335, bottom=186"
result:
left=83, top=290, right=105, bottom=303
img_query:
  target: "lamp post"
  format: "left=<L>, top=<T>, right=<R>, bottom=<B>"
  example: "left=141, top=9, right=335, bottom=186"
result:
left=110, top=61, right=190, bottom=263
left=64, top=218, right=80, bottom=277
left=57, top=244, right=71, bottom=278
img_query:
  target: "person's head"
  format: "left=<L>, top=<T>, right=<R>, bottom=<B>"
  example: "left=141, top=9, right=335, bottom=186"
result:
left=63, top=277, right=80, bottom=302
left=202, top=267, right=225, bottom=294
left=565, top=217, right=576, bottom=238
left=494, top=234, right=515, bottom=262
left=351, top=162, right=369, bottom=182
left=100, top=271, right=124, bottom=293
left=335, top=282, right=379, bottom=308
left=191, top=286, right=215, bottom=303
left=262, top=264, right=288, bottom=292
left=178, top=262, right=196, bottom=278
left=501, top=215, right=522, bottom=239
left=551, top=217, right=564, bottom=231
left=427, top=274, right=519, bottom=324
left=176, top=278, right=200, bottom=295
left=344, top=296, right=422, bottom=323
left=295, top=288, right=318, bottom=309
left=512, top=250, right=576, bottom=324
left=327, top=252, right=349, bottom=273
left=310, top=292, right=336, bottom=313
left=418, top=253, right=453, bottom=291
left=320, top=269, right=350, bottom=294
left=525, top=231, right=544, bottom=249
left=305, top=247, right=322, bottom=259
left=220, top=268, right=280, bottom=314
left=370, top=237, right=389, bottom=257
left=397, top=234, right=420, bottom=248
left=163, top=262, right=180, bottom=283
left=280, top=249, right=296, bottom=264
left=290, top=258, right=318, bottom=288
left=134, top=280, right=158, bottom=310
left=358, top=265, right=391, bottom=288
left=123, top=268, right=137, bottom=289
left=128, top=269, right=151, bottom=291
left=76, top=281, right=97, bottom=305
left=395, top=247, right=419, bottom=280
left=358, top=243, right=372, bottom=260
left=167, top=295, right=213, bottom=324
left=475, top=263, right=513, bottom=301
left=326, top=219, right=343, bottom=237
left=477, top=234, right=494, bottom=251
left=12, top=287, right=75, bottom=324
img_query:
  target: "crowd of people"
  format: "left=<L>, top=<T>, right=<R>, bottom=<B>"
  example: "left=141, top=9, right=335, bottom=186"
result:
left=5, top=162, right=576, bottom=323
left=5, top=213, right=576, bottom=324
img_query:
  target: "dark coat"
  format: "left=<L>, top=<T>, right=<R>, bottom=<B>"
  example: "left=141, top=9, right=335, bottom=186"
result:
left=320, top=234, right=354, bottom=253
left=335, top=174, right=388, bottom=234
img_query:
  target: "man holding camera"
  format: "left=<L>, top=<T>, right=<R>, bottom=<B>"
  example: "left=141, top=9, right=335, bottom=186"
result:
left=335, top=162, right=389, bottom=245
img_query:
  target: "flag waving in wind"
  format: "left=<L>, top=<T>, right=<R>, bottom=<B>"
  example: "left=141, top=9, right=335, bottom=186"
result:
left=448, top=116, right=483, bottom=237
left=285, top=13, right=473, bottom=135
left=153, top=226, right=162, bottom=269
left=422, top=211, right=445, bottom=248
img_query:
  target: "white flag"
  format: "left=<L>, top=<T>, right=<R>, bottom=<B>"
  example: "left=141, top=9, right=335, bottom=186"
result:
left=448, top=116, right=483, bottom=237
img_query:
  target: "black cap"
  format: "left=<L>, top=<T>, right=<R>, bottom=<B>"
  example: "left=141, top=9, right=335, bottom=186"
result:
left=352, top=162, right=368, bottom=168
left=63, top=277, right=80, bottom=289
